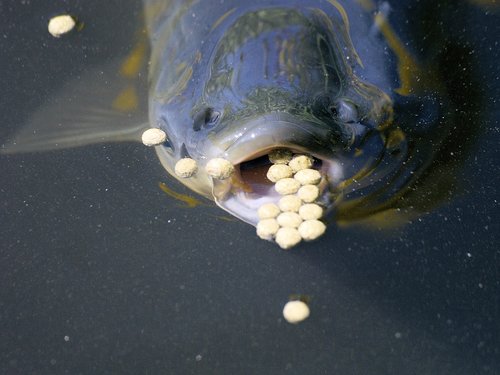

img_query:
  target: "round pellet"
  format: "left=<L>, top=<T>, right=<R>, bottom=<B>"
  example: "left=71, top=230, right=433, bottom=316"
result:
left=141, top=128, right=167, bottom=146
left=278, top=195, right=302, bottom=212
left=174, top=158, right=198, bottom=178
left=258, top=203, right=281, bottom=219
left=289, top=155, right=313, bottom=173
left=48, top=15, right=76, bottom=38
left=277, top=212, right=303, bottom=228
left=283, top=300, right=310, bottom=324
left=275, top=178, right=300, bottom=195
left=299, top=204, right=323, bottom=220
left=256, top=219, right=280, bottom=240
left=294, top=169, right=322, bottom=185
left=275, top=227, right=302, bottom=249
left=269, top=149, right=293, bottom=164
left=267, top=164, right=293, bottom=182
left=298, top=220, right=326, bottom=241
left=205, top=158, right=234, bottom=180
left=297, top=185, right=320, bottom=203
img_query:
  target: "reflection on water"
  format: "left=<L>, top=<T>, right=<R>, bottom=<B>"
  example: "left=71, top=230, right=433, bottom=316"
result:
left=0, top=0, right=498, bottom=374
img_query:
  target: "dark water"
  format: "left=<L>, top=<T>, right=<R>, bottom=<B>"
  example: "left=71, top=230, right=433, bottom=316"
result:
left=1, top=1, right=499, bottom=374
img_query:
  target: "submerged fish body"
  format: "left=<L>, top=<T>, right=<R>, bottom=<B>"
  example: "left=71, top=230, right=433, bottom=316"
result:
left=3, top=0, right=482, bottom=238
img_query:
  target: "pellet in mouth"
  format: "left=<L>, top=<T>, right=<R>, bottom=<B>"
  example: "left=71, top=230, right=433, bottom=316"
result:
left=254, top=149, right=328, bottom=249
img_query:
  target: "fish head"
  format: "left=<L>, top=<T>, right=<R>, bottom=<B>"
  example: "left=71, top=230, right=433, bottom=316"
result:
left=153, top=7, right=396, bottom=225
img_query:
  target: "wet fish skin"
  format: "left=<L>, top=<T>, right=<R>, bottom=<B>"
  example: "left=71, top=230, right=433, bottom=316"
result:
left=2, top=1, right=478, bottom=229
left=147, top=1, right=395, bottom=218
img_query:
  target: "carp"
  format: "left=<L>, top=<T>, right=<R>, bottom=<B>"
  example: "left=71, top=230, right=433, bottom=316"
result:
left=2, top=0, right=483, bottom=247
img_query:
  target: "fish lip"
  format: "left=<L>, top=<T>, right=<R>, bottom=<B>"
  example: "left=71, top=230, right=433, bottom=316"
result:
left=211, top=112, right=348, bottom=226
left=221, top=112, right=350, bottom=164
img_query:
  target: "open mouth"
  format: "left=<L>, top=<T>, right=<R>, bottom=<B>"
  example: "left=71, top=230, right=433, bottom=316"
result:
left=212, top=146, right=340, bottom=226
left=195, top=112, right=353, bottom=247
left=237, top=149, right=323, bottom=197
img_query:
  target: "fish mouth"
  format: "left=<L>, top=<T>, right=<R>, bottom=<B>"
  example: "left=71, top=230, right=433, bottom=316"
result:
left=211, top=113, right=356, bottom=225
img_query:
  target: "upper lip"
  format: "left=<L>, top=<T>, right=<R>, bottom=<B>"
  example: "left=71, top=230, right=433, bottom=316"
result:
left=221, top=112, right=350, bottom=165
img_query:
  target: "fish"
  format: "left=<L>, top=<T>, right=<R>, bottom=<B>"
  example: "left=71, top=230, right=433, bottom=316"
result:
left=1, top=1, right=484, bottom=241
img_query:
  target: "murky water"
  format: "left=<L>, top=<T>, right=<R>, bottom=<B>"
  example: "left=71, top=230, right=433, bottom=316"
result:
left=1, top=1, right=498, bottom=374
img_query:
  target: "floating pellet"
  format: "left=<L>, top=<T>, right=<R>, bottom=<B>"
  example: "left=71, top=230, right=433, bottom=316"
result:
left=294, top=168, right=322, bottom=185
left=174, top=158, right=198, bottom=178
left=277, top=212, right=303, bottom=228
left=283, top=300, right=310, bottom=324
left=278, top=195, right=302, bottom=212
left=299, top=203, right=323, bottom=221
left=205, top=158, right=234, bottom=180
left=141, top=128, right=167, bottom=146
left=269, top=149, right=293, bottom=164
left=275, top=178, right=301, bottom=195
left=289, top=155, right=313, bottom=173
left=298, top=220, right=326, bottom=241
left=258, top=203, right=281, bottom=220
left=48, top=15, right=76, bottom=38
left=256, top=219, right=280, bottom=240
left=267, top=164, right=293, bottom=182
left=297, top=185, right=320, bottom=203
left=275, top=227, right=302, bottom=249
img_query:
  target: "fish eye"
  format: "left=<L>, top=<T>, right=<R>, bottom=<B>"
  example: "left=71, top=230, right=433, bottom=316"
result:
left=329, top=100, right=359, bottom=123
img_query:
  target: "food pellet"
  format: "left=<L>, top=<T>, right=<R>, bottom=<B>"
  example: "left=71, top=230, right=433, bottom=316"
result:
left=277, top=212, right=303, bottom=228
left=299, top=203, right=323, bottom=220
left=294, top=168, right=322, bottom=185
left=256, top=219, right=280, bottom=240
left=174, top=158, right=198, bottom=178
left=298, top=220, right=326, bottom=241
left=283, top=300, right=310, bottom=324
left=269, top=149, right=293, bottom=164
left=141, top=128, right=167, bottom=146
left=266, top=164, right=293, bottom=182
left=278, top=195, right=302, bottom=212
left=205, top=158, right=234, bottom=180
left=297, top=185, right=320, bottom=203
left=275, top=227, right=302, bottom=249
left=289, top=155, right=313, bottom=173
left=258, top=203, right=281, bottom=219
left=275, top=178, right=301, bottom=195
left=48, top=15, right=76, bottom=38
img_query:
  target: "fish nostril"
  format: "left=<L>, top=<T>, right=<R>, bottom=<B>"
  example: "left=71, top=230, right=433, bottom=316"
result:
left=193, top=108, right=221, bottom=131
left=331, top=100, right=359, bottom=124
left=204, top=108, right=221, bottom=129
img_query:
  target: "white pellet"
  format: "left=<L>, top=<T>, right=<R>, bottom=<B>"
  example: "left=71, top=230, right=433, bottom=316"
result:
left=294, top=169, right=322, bottom=185
left=174, top=158, right=198, bottom=178
left=48, top=15, right=76, bottom=38
left=258, top=203, right=281, bottom=219
left=266, top=164, right=293, bottom=182
left=269, top=149, right=293, bottom=164
left=277, top=212, right=303, bottom=228
left=256, top=219, right=280, bottom=240
left=283, top=300, right=310, bottom=324
left=141, top=128, right=167, bottom=146
left=298, top=220, right=326, bottom=241
left=297, top=185, right=320, bottom=203
left=275, top=227, right=302, bottom=249
left=205, top=158, right=234, bottom=180
left=278, top=195, right=302, bottom=212
left=299, top=204, right=323, bottom=220
left=289, top=155, right=313, bottom=173
left=275, top=178, right=301, bottom=195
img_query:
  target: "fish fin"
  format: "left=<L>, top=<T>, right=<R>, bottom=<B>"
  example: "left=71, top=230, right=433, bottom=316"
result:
left=2, top=54, right=149, bottom=154
left=158, top=182, right=204, bottom=208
